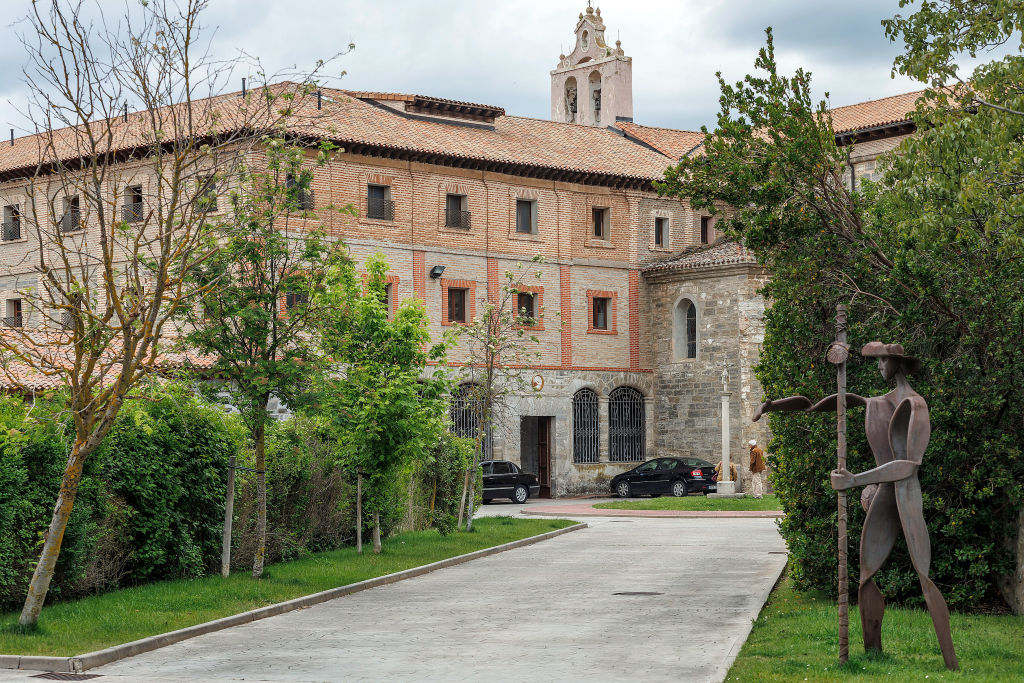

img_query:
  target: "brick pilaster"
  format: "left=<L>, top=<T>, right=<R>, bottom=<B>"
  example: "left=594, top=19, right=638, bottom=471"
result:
left=628, top=269, right=640, bottom=370
left=487, top=257, right=499, bottom=304
left=560, top=264, right=572, bottom=368
left=412, top=250, right=426, bottom=301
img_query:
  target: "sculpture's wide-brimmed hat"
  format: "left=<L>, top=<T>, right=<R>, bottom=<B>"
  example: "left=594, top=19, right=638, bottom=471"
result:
left=861, top=342, right=920, bottom=373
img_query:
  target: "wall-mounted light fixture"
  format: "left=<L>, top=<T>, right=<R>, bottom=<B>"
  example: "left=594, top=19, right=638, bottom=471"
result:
left=429, top=265, right=446, bottom=279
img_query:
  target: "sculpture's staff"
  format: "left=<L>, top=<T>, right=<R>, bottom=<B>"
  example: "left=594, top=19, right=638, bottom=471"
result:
left=827, top=304, right=851, bottom=663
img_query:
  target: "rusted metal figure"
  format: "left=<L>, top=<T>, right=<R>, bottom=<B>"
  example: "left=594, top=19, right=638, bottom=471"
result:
left=753, top=341, right=959, bottom=670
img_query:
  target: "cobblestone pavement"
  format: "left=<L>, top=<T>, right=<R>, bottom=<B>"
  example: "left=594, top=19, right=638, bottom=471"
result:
left=0, top=516, right=786, bottom=683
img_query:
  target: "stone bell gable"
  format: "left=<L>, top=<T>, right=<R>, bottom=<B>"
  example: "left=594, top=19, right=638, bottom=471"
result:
left=550, top=5, right=633, bottom=127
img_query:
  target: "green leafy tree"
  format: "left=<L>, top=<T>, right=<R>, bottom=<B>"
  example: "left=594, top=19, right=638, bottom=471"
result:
left=182, top=139, right=352, bottom=578
left=456, top=258, right=544, bottom=531
left=658, top=25, right=1024, bottom=609
left=316, top=254, right=451, bottom=553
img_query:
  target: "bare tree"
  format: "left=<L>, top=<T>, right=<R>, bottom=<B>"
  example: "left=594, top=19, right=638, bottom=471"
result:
left=0, top=0, right=334, bottom=626
left=456, top=257, right=545, bottom=531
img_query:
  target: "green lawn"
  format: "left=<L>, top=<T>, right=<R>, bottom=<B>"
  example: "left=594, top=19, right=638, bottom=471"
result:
left=727, top=571, right=1024, bottom=681
left=594, top=494, right=782, bottom=511
left=0, top=517, right=575, bottom=657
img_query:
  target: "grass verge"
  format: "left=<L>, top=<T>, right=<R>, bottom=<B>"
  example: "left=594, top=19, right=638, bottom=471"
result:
left=1, top=517, right=575, bottom=657
left=594, top=494, right=781, bottom=511
left=726, top=570, right=1024, bottom=681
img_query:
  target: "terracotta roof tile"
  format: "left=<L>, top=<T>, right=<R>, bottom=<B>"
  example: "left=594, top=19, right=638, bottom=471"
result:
left=830, top=90, right=923, bottom=135
left=643, top=237, right=757, bottom=273
left=615, top=122, right=704, bottom=159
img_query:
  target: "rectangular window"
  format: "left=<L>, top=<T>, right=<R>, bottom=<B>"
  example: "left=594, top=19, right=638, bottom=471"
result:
left=592, top=297, right=610, bottom=330
left=5, top=299, right=22, bottom=328
left=592, top=207, right=609, bottom=239
left=382, top=282, right=393, bottom=318
left=60, top=195, right=81, bottom=233
left=286, top=173, right=314, bottom=210
left=448, top=287, right=468, bottom=323
left=515, top=199, right=535, bottom=234
left=2, top=204, right=20, bottom=241
left=516, top=291, right=536, bottom=320
left=123, top=185, right=143, bottom=222
left=654, top=217, right=668, bottom=247
left=445, top=193, right=470, bottom=228
left=700, top=216, right=711, bottom=244
left=367, top=184, right=394, bottom=220
left=197, top=176, right=218, bottom=212
left=285, top=291, right=309, bottom=310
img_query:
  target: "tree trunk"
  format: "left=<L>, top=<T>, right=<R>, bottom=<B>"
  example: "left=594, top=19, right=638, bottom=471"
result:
left=372, top=512, right=382, bottom=554
left=356, top=472, right=362, bottom=554
left=251, top=422, right=267, bottom=579
left=19, top=441, right=88, bottom=626
left=456, top=469, right=470, bottom=528
left=406, top=471, right=415, bottom=531
left=465, top=411, right=487, bottom=532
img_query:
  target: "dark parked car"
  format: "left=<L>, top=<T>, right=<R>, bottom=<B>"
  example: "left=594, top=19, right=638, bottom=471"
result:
left=481, top=460, right=540, bottom=504
left=610, top=457, right=717, bottom=498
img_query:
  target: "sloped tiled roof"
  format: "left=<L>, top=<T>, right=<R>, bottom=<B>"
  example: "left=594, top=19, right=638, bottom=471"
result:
left=614, top=122, right=704, bottom=160
left=644, top=237, right=758, bottom=273
left=830, top=90, right=923, bottom=135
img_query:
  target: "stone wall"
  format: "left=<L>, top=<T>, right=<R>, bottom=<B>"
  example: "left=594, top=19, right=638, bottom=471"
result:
left=644, top=264, right=770, bottom=492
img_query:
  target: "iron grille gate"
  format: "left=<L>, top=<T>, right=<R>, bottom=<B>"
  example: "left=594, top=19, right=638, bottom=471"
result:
left=449, top=384, right=492, bottom=459
left=572, top=388, right=599, bottom=463
left=609, top=387, right=645, bottom=462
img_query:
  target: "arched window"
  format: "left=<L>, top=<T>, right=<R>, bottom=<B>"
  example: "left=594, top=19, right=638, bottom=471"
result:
left=450, top=383, right=491, bottom=459
left=572, top=388, right=599, bottom=463
left=673, top=298, right=698, bottom=360
left=564, top=77, right=578, bottom=123
left=609, top=387, right=645, bottom=462
left=588, top=71, right=602, bottom=124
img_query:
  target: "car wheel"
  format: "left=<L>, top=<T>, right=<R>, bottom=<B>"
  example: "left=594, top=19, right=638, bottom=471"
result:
left=671, top=480, right=689, bottom=497
left=512, top=485, right=529, bottom=504
left=616, top=480, right=631, bottom=498
left=482, top=498, right=491, bottom=504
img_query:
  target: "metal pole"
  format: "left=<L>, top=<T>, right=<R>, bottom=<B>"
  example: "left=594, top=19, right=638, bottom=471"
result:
left=356, top=472, right=363, bottom=555
left=221, top=455, right=236, bottom=578
left=836, top=304, right=849, bottom=662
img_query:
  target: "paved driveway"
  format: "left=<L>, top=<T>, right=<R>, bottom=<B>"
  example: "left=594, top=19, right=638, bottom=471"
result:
left=1, top=516, right=786, bottom=683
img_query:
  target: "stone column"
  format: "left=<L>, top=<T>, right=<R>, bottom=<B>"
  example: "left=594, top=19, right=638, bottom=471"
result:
left=716, top=391, right=737, bottom=495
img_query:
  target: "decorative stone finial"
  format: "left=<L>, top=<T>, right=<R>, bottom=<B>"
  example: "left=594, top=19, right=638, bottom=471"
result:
left=586, top=6, right=594, bottom=14
left=596, top=7, right=602, bottom=16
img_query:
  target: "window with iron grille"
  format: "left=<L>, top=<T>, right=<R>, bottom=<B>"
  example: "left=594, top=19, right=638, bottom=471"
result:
left=367, top=184, right=394, bottom=220
left=592, top=207, right=609, bottom=239
left=572, top=388, right=599, bottom=463
left=700, top=216, right=711, bottom=244
left=122, top=185, right=144, bottom=222
left=654, top=216, right=668, bottom=247
left=592, top=296, right=610, bottom=330
left=448, top=287, right=468, bottom=323
left=60, top=195, right=81, bottom=233
left=609, top=386, right=645, bottom=462
left=2, top=204, right=20, bottom=241
left=4, top=299, right=22, bottom=328
left=445, top=193, right=470, bottom=228
left=515, top=199, right=535, bottom=234
left=286, top=173, right=314, bottom=210
left=450, top=383, right=491, bottom=458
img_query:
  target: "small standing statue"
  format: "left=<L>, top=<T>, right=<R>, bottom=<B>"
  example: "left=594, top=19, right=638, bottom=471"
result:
left=753, top=339, right=958, bottom=671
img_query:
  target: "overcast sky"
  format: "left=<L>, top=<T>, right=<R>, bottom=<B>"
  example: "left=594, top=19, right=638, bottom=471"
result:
left=0, top=0, right=999, bottom=135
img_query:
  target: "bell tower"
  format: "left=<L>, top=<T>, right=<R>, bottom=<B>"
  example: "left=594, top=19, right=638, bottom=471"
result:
left=550, top=5, right=633, bottom=127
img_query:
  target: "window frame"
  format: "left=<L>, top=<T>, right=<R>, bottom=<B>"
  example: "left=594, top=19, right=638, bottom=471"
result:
left=515, top=198, right=536, bottom=234
left=654, top=216, right=668, bottom=248
left=592, top=207, right=610, bottom=240
left=366, top=183, right=394, bottom=221
left=586, top=289, right=618, bottom=335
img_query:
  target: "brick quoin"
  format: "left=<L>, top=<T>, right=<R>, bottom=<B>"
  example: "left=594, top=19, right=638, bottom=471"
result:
left=629, top=269, right=640, bottom=369
left=412, top=250, right=426, bottom=301
left=560, top=264, right=572, bottom=368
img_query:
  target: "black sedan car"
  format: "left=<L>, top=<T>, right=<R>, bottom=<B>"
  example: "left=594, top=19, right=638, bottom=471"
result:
left=481, top=460, right=541, bottom=504
left=610, top=457, right=717, bottom=498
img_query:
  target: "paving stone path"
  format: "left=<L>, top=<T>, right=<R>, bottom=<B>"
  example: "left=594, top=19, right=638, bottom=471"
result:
left=0, top=515, right=787, bottom=683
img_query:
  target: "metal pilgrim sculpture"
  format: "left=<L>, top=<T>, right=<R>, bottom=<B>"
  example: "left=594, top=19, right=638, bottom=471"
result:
left=752, top=305, right=958, bottom=671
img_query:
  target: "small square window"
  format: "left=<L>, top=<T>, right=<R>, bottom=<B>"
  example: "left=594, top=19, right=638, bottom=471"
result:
left=516, top=291, right=536, bottom=320
left=515, top=199, right=535, bottom=234
left=448, top=287, right=468, bottom=323
left=700, top=216, right=711, bottom=244
left=367, top=184, right=394, bottom=220
left=654, top=217, right=668, bottom=247
left=592, top=297, right=610, bottom=330
left=592, top=207, right=609, bottom=239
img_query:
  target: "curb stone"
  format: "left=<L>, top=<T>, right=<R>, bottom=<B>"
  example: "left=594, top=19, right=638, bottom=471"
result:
left=1, top=521, right=587, bottom=673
